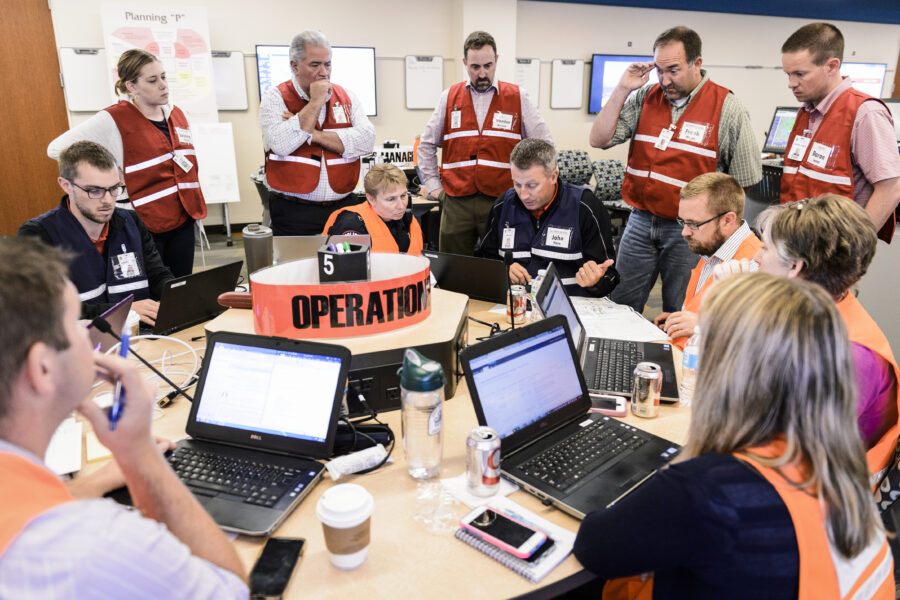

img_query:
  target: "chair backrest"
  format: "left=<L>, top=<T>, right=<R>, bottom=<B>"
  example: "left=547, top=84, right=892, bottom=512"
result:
left=592, top=159, right=626, bottom=203
left=557, top=149, right=595, bottom=187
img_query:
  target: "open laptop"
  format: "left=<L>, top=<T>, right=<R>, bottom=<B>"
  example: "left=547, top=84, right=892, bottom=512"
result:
left=423, top=250, right=508, bottom=303
left=169, top=330, right=351, bottom=535
left=461, top=315, right=680, bottom=518
left=536, top=263, right=679, bottom=402
left=150, top=261, right=243, bottom=335
left=87, top=294, right=133, bottom=352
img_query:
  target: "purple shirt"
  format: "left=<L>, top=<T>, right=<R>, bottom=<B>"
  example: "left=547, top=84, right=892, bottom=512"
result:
left=853, top=342, right=898, bottom=447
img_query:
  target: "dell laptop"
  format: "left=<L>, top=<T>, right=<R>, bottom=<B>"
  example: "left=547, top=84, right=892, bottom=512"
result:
left=87, top=294, right=133, bottom=352
left=461, top=315, right=680, bottom=518
left=423, top=250, right=508, bottom=303
left=151, top=261, right=243, bottom=335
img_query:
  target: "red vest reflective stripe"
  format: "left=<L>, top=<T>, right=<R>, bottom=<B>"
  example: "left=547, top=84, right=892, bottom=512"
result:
left=322, top=202, right=423, bottom=255
left=837, top=294, right=900, bottom=483
left=781, top=89, right=895, bottom=243
left=621, top=81, right=729, bottom=220
left=264, top=82, right=360, bottom=195
left=105, top=101, right=207, bottom=234
left=440, top=82, right=523, bottom=198
left=0, top=452, right=75, bottom=557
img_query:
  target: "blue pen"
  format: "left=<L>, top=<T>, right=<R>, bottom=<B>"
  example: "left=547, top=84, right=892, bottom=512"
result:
left=109, top=322, right=131, bottom=430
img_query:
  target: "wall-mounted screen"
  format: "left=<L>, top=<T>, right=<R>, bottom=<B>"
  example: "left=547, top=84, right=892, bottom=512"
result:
left=840, top=62, right=887, bottom=97
left=256, top=45, right=377, bottom=116
left=589, top=54, right=658, bottom=114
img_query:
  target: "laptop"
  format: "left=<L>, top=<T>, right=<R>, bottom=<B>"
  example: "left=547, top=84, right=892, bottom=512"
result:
left=460, top=315, right=680, bottom=518
left=150, top=261, right=243, bottom=335
left=170, top=330, right=352, bottom=535
left=423, top=250, right=508, bottom=303
left=87, top=294, right=133, bottom=352
left=536, top=263, right=679, bottom=402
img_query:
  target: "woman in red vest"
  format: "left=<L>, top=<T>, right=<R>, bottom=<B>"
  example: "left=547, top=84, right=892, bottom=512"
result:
left=574, top=273, right=892, bottom=599
left=322, top=164, right=423, bottom=255
left=47, top=49, right=206, bottom=277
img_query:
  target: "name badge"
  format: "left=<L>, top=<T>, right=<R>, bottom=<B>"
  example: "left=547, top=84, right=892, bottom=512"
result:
left=545, top=226, right=572, bottom=249
left=173, top=152, right=193, bottom=173
left=112, top=250, right=141, bottom=280
left=678, top=121, right=708, bottom=144
left=175, top=127, right=192, bottom=145
left=332, top=103, right=348, bottom=124
left=654, top=127, right=674, bottom=151
left=501, top=227, right=515, bottom=250
left=492, top=111, right=513, bottom=130
left=807, top=142, right=833, bottom=169
left=450, top=110, right=462, bottom=129
left=787, top=135, right=811, bottom=162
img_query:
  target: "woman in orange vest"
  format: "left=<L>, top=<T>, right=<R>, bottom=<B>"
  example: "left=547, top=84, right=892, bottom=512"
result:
left=48, top=49, right=207, bottom=277
left=573, top=273, right=893, bottom=599
left=322, top=164, right=423, bottom=255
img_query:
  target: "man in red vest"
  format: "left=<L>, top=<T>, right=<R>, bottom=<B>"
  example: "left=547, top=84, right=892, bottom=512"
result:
left=260, top=30, right=375, bottom=236
left=419, top=31, right=553, bottom=256
left=780, top=22, right=900, bottom=243
left=0, top=238, right=246, bottom=597
left=590, top=26, right=761, bottom=316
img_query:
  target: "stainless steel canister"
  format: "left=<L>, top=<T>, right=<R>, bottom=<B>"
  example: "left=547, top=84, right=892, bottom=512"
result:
left=242, top=223, right=273, bottom=275
left=631, top=362, right=662, bottom=418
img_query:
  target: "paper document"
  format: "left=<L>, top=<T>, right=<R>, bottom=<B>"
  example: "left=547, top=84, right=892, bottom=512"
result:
left=571, top=296, right=669, bottom=343
left=45, top=417, right=83, bottom=475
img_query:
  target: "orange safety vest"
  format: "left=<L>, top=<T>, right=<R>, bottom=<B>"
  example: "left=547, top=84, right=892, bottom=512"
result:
left=322, top=201, right=423, bottom=255
left=440, top=81, right=523, bottom=198
left=837, top=294, right=900, bottom=484
left=265, top=82, right=360, bottom=195
left=620, top=81, right=729, bottom=220
left=105, top=101, right=207, bottom=234
left=0, top=452, right=75, bottom=557
left=671, top=232, right=762, bottom=350
left=780, top=89, right=894, bottom=243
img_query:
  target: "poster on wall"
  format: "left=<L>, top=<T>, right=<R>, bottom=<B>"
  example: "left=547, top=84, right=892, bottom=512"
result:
left=101, top=4, right=218, bottom=123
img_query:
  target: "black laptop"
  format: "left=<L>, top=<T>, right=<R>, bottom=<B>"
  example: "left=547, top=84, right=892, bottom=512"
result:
left=536, top=263, right=679, bottom=402
left=461, top=316, right=680, bottom=518
left=151, top=261, right=243, bottom=335
left=423, top=250, right=508, bottom=303
left=170, top=330, right=351, bottom=535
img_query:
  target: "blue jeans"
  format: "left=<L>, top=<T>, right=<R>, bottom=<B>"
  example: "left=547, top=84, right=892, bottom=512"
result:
left=610, top=209, right=697, bottom=313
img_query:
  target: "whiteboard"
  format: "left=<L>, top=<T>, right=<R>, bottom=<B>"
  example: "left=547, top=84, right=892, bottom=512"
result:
left=212, top=51, right=248, bottom=111
left=192, top=122, right=241, bottom=205
left=551, top=59, right=585, bottom=109
left=405, top=55, right=443, bottom=109
left=59, top=48, right=116, bottom=112
left=515, top=58, right=541, bottom=107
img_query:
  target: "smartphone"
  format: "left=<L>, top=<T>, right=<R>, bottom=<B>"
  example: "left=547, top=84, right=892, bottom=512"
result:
left=249, top=537, right=305, bottom=599
left=459, top=506, right=547, bottom=559
left=589, top=393, right=627, bottom=417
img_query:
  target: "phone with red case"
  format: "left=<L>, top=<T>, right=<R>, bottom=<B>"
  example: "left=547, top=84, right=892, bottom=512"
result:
left=459, top=505, right=547, bottom=559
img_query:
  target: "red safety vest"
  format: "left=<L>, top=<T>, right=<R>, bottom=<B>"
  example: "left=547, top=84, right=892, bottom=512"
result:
left=0, top=452, right=75, bottom=557
left=105, top=101, right=207, bottom=234
left=781, top=89, right=894, bottom=242
left=621, top=81, right=729, bottom=220
left=440, top=81, right=523, bottom=198
left=322, top=201, right=423, bottom=255
left=265, top=82, right=360, bottom=195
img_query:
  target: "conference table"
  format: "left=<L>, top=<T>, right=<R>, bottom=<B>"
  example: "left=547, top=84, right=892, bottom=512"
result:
left=80, top=295, right=689, bottom=599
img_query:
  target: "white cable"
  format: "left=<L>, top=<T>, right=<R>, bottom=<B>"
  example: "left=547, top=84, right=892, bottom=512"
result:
left=97, top=334, right=202, bottom=397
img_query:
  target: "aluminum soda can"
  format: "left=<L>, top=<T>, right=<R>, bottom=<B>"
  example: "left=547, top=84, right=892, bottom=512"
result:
left=506, top=285, right=527, bottom=324
left=631, top=362, right=662, bottom=418
left=466, top=426, right=501, bottom=496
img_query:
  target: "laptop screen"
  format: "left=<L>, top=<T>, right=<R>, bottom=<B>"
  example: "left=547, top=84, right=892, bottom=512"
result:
left=467, top=323, right=584, bottom=439
left=539, top=272, right=585, bottom=350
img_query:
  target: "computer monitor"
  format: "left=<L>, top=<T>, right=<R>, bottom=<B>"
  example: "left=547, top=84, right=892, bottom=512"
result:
left=840, top=62, right=887, bottom=97
left=255, top=45, right=377, bottom=116
left=762, top=106, right=800, bottom=155
left=589, top=54, right=658, bottom=113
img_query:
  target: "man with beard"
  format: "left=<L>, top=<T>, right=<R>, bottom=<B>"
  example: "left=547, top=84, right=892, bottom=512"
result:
left=653, top=173, right=761, bottom=349
left=419, top=30, right=553, bottom=255
left=18, top=141, right=173, bottom=326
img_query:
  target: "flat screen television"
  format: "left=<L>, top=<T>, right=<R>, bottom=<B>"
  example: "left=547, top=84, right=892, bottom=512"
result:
left=840, top=62, right=887, bottom=97
left=589, top=54, right=658, bottom=114
left=762, top=106, right=800, bottom=155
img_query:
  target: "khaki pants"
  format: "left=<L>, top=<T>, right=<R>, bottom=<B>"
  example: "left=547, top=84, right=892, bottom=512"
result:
left=438, top=192, right=496, bottom=256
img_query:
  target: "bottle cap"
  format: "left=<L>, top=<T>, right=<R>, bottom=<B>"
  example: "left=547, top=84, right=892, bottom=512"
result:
left=397, top=348, right=445, bottom=392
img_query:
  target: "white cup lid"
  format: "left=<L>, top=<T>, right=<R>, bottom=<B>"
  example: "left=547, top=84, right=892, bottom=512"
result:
left=316, top=483, right=374, bottom=528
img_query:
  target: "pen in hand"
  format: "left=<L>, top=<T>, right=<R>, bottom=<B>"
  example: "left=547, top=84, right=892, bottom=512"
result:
left=109, top=322, right=131, bottom=430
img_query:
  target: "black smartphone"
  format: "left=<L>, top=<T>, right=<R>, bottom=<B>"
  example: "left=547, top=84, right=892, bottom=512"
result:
left=249, top=537, right=306, bottom=599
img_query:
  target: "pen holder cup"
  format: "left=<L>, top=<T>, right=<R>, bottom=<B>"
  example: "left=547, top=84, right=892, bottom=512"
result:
left=318, top=243, right=371, bottom=283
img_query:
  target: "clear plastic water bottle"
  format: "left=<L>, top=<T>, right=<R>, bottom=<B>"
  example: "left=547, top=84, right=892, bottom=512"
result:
left=398, top=349, right=445, bottom=479
left=679, top=326, right=700, bottom=407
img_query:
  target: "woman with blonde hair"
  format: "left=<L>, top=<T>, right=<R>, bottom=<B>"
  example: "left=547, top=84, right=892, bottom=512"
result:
left=574, top=273, right=892, bottom=599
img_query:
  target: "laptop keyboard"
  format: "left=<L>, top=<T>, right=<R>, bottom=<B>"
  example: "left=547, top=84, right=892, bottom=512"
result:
left=168, top=447, right=314, bottom=508
left=590, top=338, right=642, bottom=393
left=519, top=419, right=646, bottom=491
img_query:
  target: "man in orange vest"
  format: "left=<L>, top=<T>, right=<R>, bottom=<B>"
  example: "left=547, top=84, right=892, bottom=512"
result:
left=260, top=30, right=376, bottom=236
left=0, top=238, right=247, bottom=597
left=653, top=173, right=761, bottom=349
left=590, top=26, right=761, bottom=316
left=780, top=22, right=900, bottom=243
left=419, top=31, right=553, bottom=256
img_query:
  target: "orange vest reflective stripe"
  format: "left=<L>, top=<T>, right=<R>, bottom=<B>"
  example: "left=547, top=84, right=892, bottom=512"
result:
left=620, top=81, right=729, bottom=220
left=264, top=82, right=360, bottom=195
left=672, top=232, right=762, bottom=350
left=0, top=452, right=75, bottom=557
left=837, top=294, right=900, bottom=484
left=322, top=202, right=423, bottom=255
left=105, top=101, right=207, bottom=234
left=780, top=89, right=894, bottom=243
left=440, top=82, right=523, bottom=198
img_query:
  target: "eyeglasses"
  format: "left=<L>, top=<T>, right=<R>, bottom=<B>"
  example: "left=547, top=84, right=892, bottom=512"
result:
left=676, top=211, right=728, bottom=231
left=67, top=179, right=125, bottom=200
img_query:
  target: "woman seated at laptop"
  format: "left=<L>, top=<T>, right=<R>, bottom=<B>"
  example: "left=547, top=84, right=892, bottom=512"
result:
left=573, top=273, right=892, bottom=599
left=322, top=164, right=423, bottom=255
